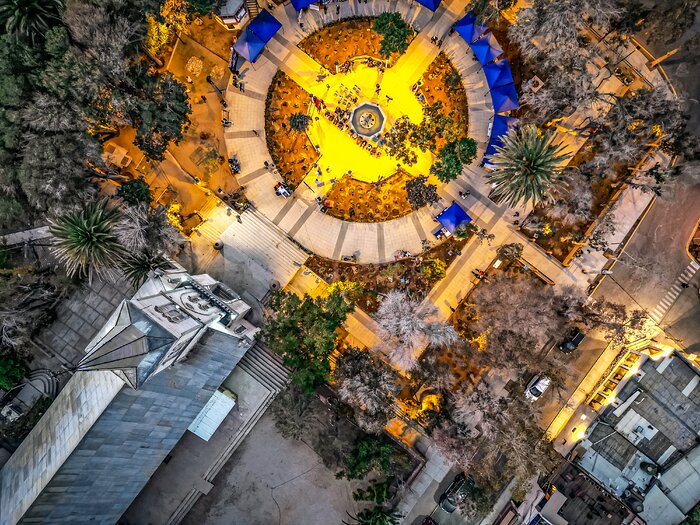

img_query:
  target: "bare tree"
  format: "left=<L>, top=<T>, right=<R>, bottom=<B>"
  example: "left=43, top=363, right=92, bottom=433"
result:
left=114, top=204, right=182, bottom=253
left=578, top=298, right=655, bottom=344
left=470, top=273, right=583, bottom=352
left=374, top=291, right=457, bottom=370
left=334, top=348, right=401, bottom=433
left=509, top=0, right=624, bottom=65
left=545, top=175, right=594, bottom=227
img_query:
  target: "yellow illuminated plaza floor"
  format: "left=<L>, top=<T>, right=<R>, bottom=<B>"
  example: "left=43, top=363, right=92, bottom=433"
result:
left=301, top=62, right=435, bottom=195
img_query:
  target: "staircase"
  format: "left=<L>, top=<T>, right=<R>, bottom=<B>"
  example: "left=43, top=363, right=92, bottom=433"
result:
left=245, top=0, right=260, bottom=19
left=25, top=369, right=59, bottom=398
left=236, top=343, right=289, bottom=393
left=166, top=344, right=289, bottom=524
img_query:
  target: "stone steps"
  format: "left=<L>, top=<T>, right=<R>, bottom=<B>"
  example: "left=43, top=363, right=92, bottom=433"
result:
left=236, top=343, right=290, bottom=394
left=25, top=369, right=59, bottom=398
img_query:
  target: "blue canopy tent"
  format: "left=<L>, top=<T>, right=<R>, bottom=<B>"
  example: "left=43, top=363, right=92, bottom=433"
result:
left=291, top=0, right=315, bottom=10
left=469, top=32, right=504, bottom=65
left=416, top=0, right=441, bottom=11
left=436, top=203, right=472, bottom=234
left=248, top=9, right=282, bottom=42
left=483, top=59, right=515, bottom=89
left=453, top=13, right=488, bottom=44
left=485, top=115, right=518, bottom=158
left=490, top=83, right=519, bottom=113
left=233, top=28, right=267, bottom=63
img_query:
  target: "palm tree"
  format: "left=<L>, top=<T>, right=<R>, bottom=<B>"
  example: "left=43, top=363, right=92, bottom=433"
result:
left=485, top=125, right=571, bottom=208
left=121, top=250, right=168, bottom=288
left=49, top=199, right=124, bottom=283
left=0, top=0, right=63, bottom=43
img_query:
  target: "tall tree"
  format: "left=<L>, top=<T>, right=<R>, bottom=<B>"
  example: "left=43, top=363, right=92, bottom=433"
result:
left=374, top=291, right=457, bottom=370
left=485, top=125, right=571, bottom=208
left=334, top=348, right=401, bottom=433
left=0, top=0, right=63, bottom=44
left=373, top=12, right=411, bottom=58
left=129, top=72, right=191, bottom=161
left=261, top=291, right=354, bottom=393
left=49, top=199, right=125, bottom=283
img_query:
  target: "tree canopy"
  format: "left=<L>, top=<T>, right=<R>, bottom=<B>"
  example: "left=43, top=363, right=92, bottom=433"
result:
left=373, top=13, right=412, bottom=58
left=261, top=291, right=354, bottom=394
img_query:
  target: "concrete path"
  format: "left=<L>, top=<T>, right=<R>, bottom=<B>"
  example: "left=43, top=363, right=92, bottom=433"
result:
left=0, top=226, right=50, bottom=246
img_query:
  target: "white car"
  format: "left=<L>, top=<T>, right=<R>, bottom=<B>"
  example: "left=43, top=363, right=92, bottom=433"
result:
left=525, top=374, right=551, bottom=402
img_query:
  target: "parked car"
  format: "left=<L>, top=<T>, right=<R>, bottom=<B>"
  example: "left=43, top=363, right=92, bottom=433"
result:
left=439, top=473, right=469, bottom=513
left=525, top=374, right=552, bottom=401
left=422, top=517, right=438, bottom=525
left=558, top=328, right=585, bottom=353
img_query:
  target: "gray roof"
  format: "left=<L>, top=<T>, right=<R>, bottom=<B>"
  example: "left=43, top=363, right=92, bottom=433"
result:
left=604, top=354, right=700, bottom=463
left=1, top=328, right=245, bottom=525
left=77, top=301, right=176, bottom=389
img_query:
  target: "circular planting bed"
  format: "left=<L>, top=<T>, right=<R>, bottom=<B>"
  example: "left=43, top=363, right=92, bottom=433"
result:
left=263, top=20, right=470, bottom=223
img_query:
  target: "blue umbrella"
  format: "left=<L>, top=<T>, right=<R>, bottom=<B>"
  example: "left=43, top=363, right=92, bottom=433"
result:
left=436, top=203, right=472, bottom=233
left=482, top=59, right=515, bottom=89
left=291, top=0, right=315, bottom=10
left=416, top=0, right=441, bottom=11
left=453, top=13, right=488, bottom=43
left=490, top=83, right=519, bottom=113
left=469, top=32, right=504, bottom=65
left=248, top=9, right=282, bottom=43
left=233, top=28, right=267, bottom=63
left=485, top=115, right=518, bottom=157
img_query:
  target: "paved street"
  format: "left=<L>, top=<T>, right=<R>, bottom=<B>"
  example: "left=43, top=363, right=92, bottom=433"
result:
left=594, top=178, right=700, bottom=352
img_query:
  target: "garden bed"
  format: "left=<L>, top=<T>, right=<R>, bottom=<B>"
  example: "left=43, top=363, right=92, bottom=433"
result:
left=519, top=144, right=623, bottom=261
left=306, top=237, right=468, bottom=313
left=265, top=71, right=320, bottom=187
left=419, top=52, right=469, bottom=151
left=298, top=17, right=412, bottom=70
left=323, top=169, right=414, bottom=222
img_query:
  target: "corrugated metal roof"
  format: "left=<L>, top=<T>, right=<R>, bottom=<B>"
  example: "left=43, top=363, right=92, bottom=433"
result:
left=188, top=388, right=237, bottom=441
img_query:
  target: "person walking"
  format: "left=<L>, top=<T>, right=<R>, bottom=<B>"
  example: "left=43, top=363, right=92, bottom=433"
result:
left=252, top=129, right=259, bottom=137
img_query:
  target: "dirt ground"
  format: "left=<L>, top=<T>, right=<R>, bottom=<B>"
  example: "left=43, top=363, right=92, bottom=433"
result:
left=185, top=14, right=238, bottom=62
left=307, top=237, right=468, bottom=313
left=265, top=71, right=320, bottom=187
left=419, top=52, right=469, bottom=151
left=324, top=169, right=414, bottom=222
left=183, top=411, right=362, bottom=525
left=298, top=17, right=411, bottom=70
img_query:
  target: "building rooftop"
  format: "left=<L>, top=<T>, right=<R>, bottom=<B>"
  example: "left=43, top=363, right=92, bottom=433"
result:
left=0, top=265, right=258, bottom=524
left=541, top=461, right=634, bottom=525
left=574, top=352, right=700, bottom=525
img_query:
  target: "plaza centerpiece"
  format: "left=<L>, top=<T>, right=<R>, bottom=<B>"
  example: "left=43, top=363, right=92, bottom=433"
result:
left=350, top=102, right=386, bottom=138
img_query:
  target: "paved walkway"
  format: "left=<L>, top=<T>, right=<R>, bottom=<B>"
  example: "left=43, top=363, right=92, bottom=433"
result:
left=226, top=0, right=497, bottom=265
left=0, top=226, right=51, bottom=246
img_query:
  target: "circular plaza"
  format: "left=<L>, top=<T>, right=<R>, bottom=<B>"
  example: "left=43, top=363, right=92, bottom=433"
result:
left=226, top=5, right=504, bottom=262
